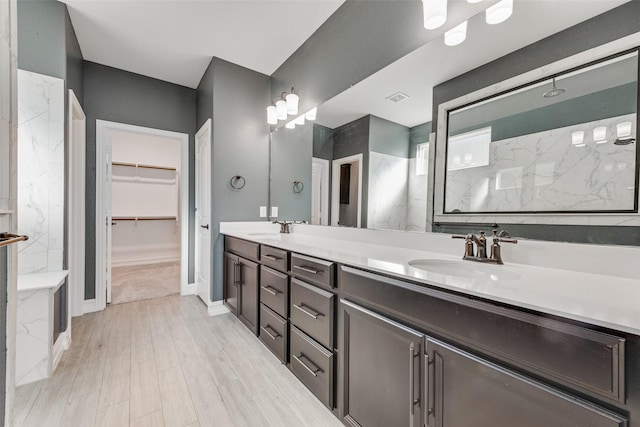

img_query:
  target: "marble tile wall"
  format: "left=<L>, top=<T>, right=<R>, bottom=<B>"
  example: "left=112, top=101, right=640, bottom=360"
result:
left=17, top=70, right=65, bottom=274
left=407, top=158, right=428, bottom=232
left=15, top=288, right=50, bottom=385
left=445, top=114, right=636, bottom=213
left=368, top=151, right=409, bottom=231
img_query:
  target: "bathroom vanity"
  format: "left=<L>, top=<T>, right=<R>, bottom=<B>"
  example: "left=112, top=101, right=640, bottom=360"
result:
left=222, top=223, right=640, bottom=427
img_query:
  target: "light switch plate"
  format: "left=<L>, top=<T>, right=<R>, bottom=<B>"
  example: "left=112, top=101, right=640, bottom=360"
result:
left=271, top=206, right=278, bottom=218
left=259, top=206, right=267, bottom=218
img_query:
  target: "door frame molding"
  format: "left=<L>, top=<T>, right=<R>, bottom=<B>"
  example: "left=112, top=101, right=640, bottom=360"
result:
left=312, top=157, right=330, bottom=226
left=95, top=120, right=190, bottom=312
left=331, top=154, right=363, bottom=228
left=68, top=89, right=86, bottom=320
left=195, top=119, right=212, bottom=307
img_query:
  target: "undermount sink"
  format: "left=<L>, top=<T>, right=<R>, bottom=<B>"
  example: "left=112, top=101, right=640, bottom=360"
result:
left=408, top=259, right=521, bottom=281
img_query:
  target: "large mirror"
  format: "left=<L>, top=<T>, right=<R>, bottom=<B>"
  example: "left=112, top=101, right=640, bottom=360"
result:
left=444, top=51, right=638, bottom=214
left=269, top=1, right=637, bottom=236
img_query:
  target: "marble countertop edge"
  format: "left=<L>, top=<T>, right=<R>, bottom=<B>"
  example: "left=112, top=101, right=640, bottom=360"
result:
left=18, top=270, right=69, bottom=292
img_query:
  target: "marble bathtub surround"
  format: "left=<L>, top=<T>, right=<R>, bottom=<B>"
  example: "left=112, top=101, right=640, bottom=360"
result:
left=16, top=70, right=65, bottom=275
left=220, top=221, right=640, bottom=334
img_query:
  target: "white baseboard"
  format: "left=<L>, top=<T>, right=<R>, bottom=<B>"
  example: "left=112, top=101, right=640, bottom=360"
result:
left=52, top=330, right=70, bottom=371
left=111, top=255, right=180, bottom=268
left=207, top=300, right=230, bottom=316
left=83, top=298, right=99, bottom=313
left=183, top=282, right=197, bottom=296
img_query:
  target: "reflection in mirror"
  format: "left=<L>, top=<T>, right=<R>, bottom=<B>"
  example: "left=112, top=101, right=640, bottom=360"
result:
left=445, top=50, right=638, bottom=214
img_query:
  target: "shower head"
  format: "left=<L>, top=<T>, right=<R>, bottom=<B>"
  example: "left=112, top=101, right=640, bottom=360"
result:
left=543, top=78, right=566, bottom=98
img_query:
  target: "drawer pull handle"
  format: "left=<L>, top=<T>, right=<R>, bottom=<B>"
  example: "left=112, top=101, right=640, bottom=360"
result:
left=293, top=265, right=319, bottom=275
left=293, top=353, right=321, bottom=377
left=260, top=325, right=280, bottom=340
left=293, top=303, right=321, bottom=319
left=263, top=254, right=282, bottom=261
left=261, top=285, right=280, bottom=296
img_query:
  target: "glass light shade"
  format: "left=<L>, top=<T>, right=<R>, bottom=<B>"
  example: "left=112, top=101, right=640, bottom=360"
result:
left=423, top=0, right=447, bottom=30
left=486, top=0, right=513, bottom=25
left=275, top=99, right=287, bottom=120
left=305, top=107, right=317, bottom=121
left=286, top=92, right=299, bottom=115
left=285, top=121, right=296, bottom=129
left=617, top=121, right=632, bottom=138
left=444, top=21, right=467, bottom=46
left=571, top=131, right=584, bottom=146
left=295, top=115, right=305, bottom=125
left=266, top=106, right=277, bottom=125
left=593, top=126, right=607, bottom=143
left=467, top=0, right=482, bottom=3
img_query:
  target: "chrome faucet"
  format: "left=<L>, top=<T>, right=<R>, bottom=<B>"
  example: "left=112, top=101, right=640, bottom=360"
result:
left=452, top=230, right=517, bottom=264
left=272, top=220, right=307, bottom=234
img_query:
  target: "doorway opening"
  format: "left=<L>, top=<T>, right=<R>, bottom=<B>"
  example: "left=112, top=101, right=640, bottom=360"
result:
left=311, top=157, right=330, bottom=226
left=96, top=121, right=189, bottom=310
left=331, top=154, right=363, bottom=228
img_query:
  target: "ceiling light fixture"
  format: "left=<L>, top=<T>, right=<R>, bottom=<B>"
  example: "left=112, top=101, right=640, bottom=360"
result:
left=444, top=21, right=467, bottom=46
left=266, top=87, right=300, bottom=124
left=422, top=0, right=447, bottom=30
left=486, top=0, right=513, bottom=25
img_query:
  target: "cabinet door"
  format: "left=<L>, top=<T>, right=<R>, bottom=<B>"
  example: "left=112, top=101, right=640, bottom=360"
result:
left=341, top=300, right=423, bottom=427
left=224, top=252, right=238, bottom=315
left=425, top=337, right=627, bottom=427
left=238, top=257, right=259, bottom=335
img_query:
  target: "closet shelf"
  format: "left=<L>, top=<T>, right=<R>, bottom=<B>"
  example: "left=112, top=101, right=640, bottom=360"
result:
left=112, top=161, right=177, bottom=172
left=112, top=216, right=177, bottom=221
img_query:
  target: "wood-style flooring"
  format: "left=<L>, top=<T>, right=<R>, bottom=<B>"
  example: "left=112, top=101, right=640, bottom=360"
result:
left=14, top=295, right=342, bottom=427
left=111, top=263, right=180, bottom=305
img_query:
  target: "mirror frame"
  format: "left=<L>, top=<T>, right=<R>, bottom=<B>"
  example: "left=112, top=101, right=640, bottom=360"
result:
left=433, top=33, right=640, bottom=228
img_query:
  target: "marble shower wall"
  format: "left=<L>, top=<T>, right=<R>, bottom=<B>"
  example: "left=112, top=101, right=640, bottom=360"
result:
left=17, top=70, right=65, bottom=274
left=407, top=158, right=428, bottom=232
left=446, top=114, right=637, bottom=213
left=368, top=151, right=409, bottom=231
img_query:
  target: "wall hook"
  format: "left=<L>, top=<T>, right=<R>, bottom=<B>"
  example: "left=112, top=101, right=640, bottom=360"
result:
left=230, top=175, right=246, bottom=190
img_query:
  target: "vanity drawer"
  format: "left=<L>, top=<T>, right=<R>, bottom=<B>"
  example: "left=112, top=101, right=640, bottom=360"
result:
left=259, top=304, right=288, bottom=363
left=225, top=236, right=259, bottom=262
left=261, top=245, right=288, bottom=273
left=260, top=265, right=288, bottom=318
left=340, top=265, right=626, bottom=403
left=290, top=326, right=334, bottom=409
left=290, top=253, right=335, bottom=290
left=290, top=278, right=334, bottom=350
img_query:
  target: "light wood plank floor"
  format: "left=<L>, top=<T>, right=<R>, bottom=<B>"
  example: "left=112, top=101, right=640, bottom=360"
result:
left=14, top=295, right=342, bottom=427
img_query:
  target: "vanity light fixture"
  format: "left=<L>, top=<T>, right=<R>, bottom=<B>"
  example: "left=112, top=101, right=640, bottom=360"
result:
left=571, top=130, right=585, bottom=147
left=593, top=126, right=607, bottom=144
left=444, top=21, right=467, bottom=46
left=467, top=0, right=482, bottom=3
left=614, top=121, right=636, bottom=145
left=486, top=0, right=513, bottom=25
left=423, top=0, right=447, bottom=30
left=305, top=107, right=317, bottom=121
left=295, top=115, right=305, bottom=126
left=285, top=120, right=296, bottom=129
left=266, top=87, right=299, bottom=124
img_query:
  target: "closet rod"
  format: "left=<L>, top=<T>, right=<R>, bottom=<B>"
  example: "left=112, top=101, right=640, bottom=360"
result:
left=112, top=161, right=177, bottom=172
left=112, top=216, right=177, bottom=221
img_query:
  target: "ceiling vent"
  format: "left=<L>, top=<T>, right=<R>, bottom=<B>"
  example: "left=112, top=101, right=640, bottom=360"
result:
left=386, top=92, right=409, bottom=103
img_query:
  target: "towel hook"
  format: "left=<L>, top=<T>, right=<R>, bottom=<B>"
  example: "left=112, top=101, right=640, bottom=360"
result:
left=293, top=181, right=304, bottom=193
left=230, top=175, right=246, bottom=190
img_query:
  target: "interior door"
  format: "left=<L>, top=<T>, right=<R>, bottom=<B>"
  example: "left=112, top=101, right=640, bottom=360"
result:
left=311, top=160, right=323, bottom=225
left=195, top=121, right=211, bottom=304
left=105, top=137, right=113, bottom=303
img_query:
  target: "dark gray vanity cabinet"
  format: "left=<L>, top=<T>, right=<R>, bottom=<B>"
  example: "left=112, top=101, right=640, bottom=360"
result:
left=341, top=300, right=423, bottom=427
left=224, top=237, right=260, bottom=335
left=259, top=247, right=290, bottom=363
left=425, top=337, right=627, bottom=427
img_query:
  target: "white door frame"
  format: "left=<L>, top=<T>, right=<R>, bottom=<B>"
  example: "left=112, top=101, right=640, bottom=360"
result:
left=311, top=157, right=330, bottom=226
left=195, top=119, right=212, bottom=307
left=331, top=154, right=363, bottom=228
left=68, top=89, right=86, bottom=322
left=95, top=120, right=190, bottom=312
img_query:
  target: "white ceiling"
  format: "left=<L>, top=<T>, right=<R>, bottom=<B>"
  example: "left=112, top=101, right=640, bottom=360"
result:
left=61, top=0, right=345, bottom=88
left=315, top=0, right=631, bottom=129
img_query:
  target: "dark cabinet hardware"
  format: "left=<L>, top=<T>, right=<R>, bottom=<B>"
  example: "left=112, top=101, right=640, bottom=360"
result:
left=260, top=325, right=280, bottom=340
left=294, top=265, right=320, bottom=274
left=294, top=303, right=321, bottom=319
left=263, top=254, right=282, bottom=261
left=260, top=285, right=280, bottom=296
left=200, top=224, right=209, bottom=229
left=234, top=262, right=241, bottom=287
left=293, top=354, right=322, bottom=377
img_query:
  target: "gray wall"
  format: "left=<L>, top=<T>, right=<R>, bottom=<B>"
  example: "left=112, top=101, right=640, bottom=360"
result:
left=83, top=62, right=197, bottom=299
left=432, top=1, right=640, bottom=245
left=271, top=0, right=489, bottom=119
left=409, top=122, right=432, bottom=158
left=313, top=124, right=334, bottom=161
left=198, top=58, right=270, bottom=302
left=271, top=125, right=313, bottom=221
left=369, top=115, right=410, bottom=158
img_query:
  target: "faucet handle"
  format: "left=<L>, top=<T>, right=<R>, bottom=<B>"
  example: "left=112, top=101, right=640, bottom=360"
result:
left=491, top=230, right=517, bottom=244
left=451, top=234, right=472, bottom=240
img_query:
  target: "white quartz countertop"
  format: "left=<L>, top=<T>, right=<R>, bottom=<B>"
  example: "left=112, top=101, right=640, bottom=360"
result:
left=223, top=230, right=640, bottom=336
left=18, top=270, right=68, bottom=292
